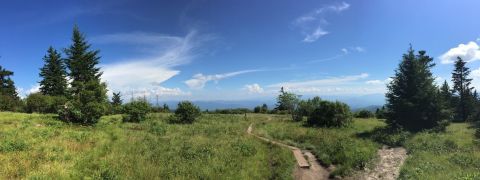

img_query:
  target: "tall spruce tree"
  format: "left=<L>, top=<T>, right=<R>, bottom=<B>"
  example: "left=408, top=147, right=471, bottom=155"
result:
left=439, top=80, right=454, bottom=108
left=0, top=65, right=20, bottom=111
left=39, top=46, right=68, bottom=96
left=60, top=25, right=107, bottom=124
left=451, top=57, right=475, bottom=122
left=385, top=46, right=448, bottom=131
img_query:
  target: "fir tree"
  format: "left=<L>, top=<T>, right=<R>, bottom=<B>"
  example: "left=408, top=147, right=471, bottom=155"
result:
left=39, top=46, right=68, bottom=96
left=0, top=65, right=20, bottom=111
left=439, top=80, right=454, bottom=108
left=111, top=92, right=122, bottom=106
left=60, top=25, right=107, bottom=124
left=385, top=46, right=448, bottom=131
left=451, top=57, right=475, bottom=122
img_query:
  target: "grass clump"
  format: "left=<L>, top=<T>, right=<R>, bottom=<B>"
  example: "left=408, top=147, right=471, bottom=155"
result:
left=399, top=123, right=480, bottom=179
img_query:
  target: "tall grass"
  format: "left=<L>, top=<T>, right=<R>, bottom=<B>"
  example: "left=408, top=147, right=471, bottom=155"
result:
left=254, top=115, right=384, bottom=176
left=399, top=123, right=480, bottom=179
left=0, top=112, right=295, bottom=179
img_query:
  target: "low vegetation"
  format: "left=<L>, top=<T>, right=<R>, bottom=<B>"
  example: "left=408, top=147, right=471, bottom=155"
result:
left=0, top=112, right=295, bottom=179
left=399, top=123, right=480, bottom=179
left=255, top=115, right=384, bottom=177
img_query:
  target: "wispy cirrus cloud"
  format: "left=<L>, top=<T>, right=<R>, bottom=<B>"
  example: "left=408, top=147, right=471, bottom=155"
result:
left=97, top=30, right=213, bottom=99
left=293, top=2, right=350, bottom=42
left=308, top=46, right=365, bottom=63
left=267, top=73, right=386, bottom=95
left=185, top=69, right=262, bottom=89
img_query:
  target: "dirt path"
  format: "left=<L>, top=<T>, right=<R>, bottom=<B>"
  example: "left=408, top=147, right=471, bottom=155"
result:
left=247, top=123, right=331, bottom=180
left=347, top=146, right=407, bottom=180
left=247, top=117, right=408, bottom=180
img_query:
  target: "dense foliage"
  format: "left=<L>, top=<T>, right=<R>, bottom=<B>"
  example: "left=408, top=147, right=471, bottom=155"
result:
left=169, top=101, right=201, bottom=124
left=451, top=57, right=476, bottom=122
left=39, top=46, right=68, bottom=97
left=122, top=100, right=152, bottom=123
left=0, top=66, right=21, bottom=111
left=306, top=100, right=353, bottom=127
left=385, top=47, right=450, bottom=131
left=59, top=26, right=108, bottom=124
left=355, top=110, right=375, bottom=118
left=25, top=93, right=66, bottom=113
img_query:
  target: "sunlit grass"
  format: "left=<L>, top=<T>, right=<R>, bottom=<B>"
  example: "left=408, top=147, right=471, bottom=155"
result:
left=399, top=123, right=480, bottom=179
left=254, top=115, right=384, bottom=176
left=0, top=112, right=295, bottom=179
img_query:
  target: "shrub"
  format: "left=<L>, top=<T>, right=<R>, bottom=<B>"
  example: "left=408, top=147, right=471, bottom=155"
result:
left=306, top=101, right=352, bottom=127
left=58, top=100, right=107, bottom=124
left=168, top=101, right=201, bottom=124
left=355, top=110, right=375, bottom=118
left=25, top=93, right=67, bottom=113
left=360, top=127, right=411, bottom=147
left=122, top=100, right=152, bottom=123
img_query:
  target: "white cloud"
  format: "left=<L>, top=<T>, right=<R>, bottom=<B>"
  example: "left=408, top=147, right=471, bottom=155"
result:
left=303, top=27, right=329, bottom=42
left=185, top=69, right=261, bottom=89
left=99, top=30, right=211, bottom=98
left=309, top=46, right=365, bottom=63
left=124, top=86, right=191, bottom=101
left=365, top=80, right=382, bottom=85
left=366, top=78, right=391, bottom=85
left=269, top=73, right=368, bottom=87
left=472, top=67, right=480, bottom=78
left=440, top=41, right=480, bottom=64
left=244, top=83, right=264, bottom=94
left=294, top=2, right=350, bottom=42
left=266, top=73, right=392, bottom=95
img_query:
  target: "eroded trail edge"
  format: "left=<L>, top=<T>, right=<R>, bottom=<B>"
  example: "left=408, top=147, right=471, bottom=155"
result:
left=247, top=123, right=331, bottom=180
left=347, top=146, right=408, bottom=180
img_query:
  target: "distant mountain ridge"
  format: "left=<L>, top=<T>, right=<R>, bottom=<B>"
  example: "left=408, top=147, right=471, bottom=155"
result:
left=153, top=94, right=385, bottom=110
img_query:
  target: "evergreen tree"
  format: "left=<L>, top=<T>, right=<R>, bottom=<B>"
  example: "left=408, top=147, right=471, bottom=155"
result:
left=59, top=25, right=108, bottom=124
left=439, top=80, right=454, bottom=108
left=39, top=46, right=68, bottom=96
left=111, top=92, right=122, bottom=106
left=163, top=103, right=170, bottom=112
left=385, top=46, right=448, bottom=131
left=451, top=57, right=475, bottom=122
left=0, top=65, right=20, bottom=111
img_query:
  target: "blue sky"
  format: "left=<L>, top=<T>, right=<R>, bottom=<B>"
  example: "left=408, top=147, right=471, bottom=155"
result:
left=2, top=0, right=480, bottom=104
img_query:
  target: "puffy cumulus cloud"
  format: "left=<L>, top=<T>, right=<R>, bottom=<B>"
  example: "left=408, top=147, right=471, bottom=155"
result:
left=98, top=30, right=212, bottom=98
left=185, top=69, right=262, bottom=89
left=244, top=83, right=264, bottom=94
left=293, top=2, right=350, bottom=42
left=440, top=41, right=480, bottom=64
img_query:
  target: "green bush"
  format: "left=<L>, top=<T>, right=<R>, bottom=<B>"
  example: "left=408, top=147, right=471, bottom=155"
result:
left=25, top=93, right=67, bottom=113
left=306, top=101, right=352, bottom=127
left=122, top=100, right=152, bottom=123
left=168, top=101, right=201, bottom=124
left=355, top=110, right=375, bottom=118
left=58, top=100, right=107, bottom=124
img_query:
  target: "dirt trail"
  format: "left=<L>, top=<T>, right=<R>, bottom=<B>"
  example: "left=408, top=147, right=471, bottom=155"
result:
left=247, top=118, right=408, bottom=180
left=247, top=123, right=331, bottom=180
left=346, top=146, right=407, bottom=180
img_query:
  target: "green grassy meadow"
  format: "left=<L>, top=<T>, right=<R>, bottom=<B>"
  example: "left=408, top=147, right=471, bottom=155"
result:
left=0, top=112, right=479, bottom=179
left=0, top=112, right=294, bottom=179
left=254, top=116, right=384, bottom=176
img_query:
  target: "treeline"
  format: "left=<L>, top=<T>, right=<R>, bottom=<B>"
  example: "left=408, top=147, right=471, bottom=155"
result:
left=0, top=26, right=202, bottom=125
